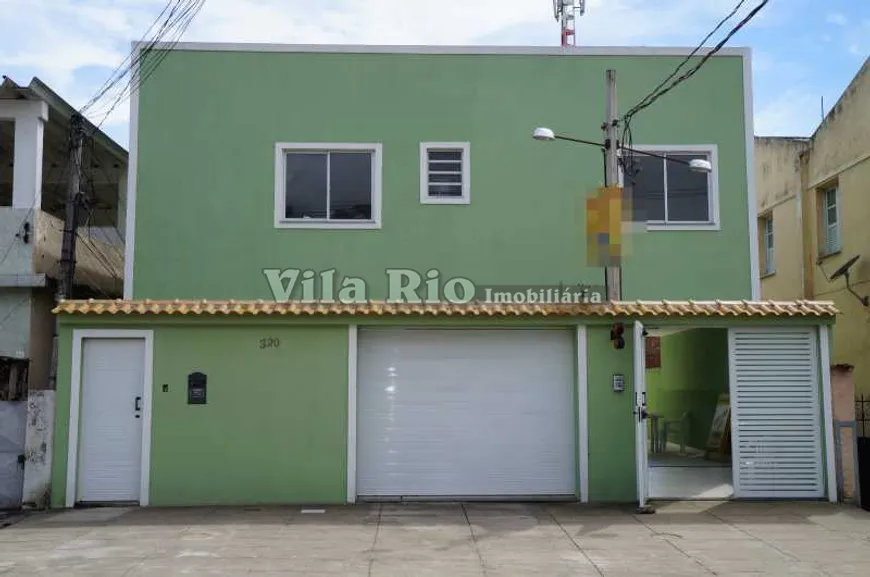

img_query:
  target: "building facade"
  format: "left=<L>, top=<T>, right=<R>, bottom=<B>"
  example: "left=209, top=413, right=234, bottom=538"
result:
left=0, top=78, right=126, bottom=509
left=49, top=44, right=839, bottom=508
left=756, top=57, right=870, bottom=394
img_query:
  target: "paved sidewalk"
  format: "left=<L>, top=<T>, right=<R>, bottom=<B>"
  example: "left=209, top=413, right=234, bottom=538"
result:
left=1, top=501, right=870, bottom=576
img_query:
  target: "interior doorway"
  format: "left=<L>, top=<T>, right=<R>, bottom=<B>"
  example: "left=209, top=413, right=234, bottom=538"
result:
left=643, top=327, right=733, bottom=500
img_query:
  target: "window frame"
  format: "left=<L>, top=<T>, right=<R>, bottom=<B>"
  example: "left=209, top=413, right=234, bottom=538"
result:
left=274, top=142, right=383, bottom=229
left=624, top=144, right=720, bottom=231
left=760, top=214, right=775, bottom=276
left=419, top=142, right=471, bottom=205
left=818, top=185, right=841, bottom=258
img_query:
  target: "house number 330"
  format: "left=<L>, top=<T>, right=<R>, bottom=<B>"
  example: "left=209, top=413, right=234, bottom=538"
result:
left=259, top=338, right=280, bottom=349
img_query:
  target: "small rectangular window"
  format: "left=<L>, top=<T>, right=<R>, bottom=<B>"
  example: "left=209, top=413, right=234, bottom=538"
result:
left=627, top=146, right=718, bottom=230
left=420, top=142, right=470, bottom=204
left=819, top=186, right=841, bottom=256
left=760, top=215, right=774, bottom=276
left=275, top=143, right=381, bottom=229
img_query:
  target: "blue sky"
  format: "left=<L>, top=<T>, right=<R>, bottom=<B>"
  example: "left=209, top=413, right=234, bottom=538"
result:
left=1, top=0, right=867, bottom=148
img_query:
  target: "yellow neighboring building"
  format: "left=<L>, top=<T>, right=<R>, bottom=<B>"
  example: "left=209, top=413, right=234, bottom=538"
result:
left=756, top=58, right=870, bottom=393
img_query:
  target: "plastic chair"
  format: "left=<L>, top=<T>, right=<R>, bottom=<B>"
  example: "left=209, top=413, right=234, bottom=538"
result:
left=662, top=412, right=690, bottom=454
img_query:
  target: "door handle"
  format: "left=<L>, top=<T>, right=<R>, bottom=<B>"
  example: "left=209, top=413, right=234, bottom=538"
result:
left=134, top=396, right=142, bottom=417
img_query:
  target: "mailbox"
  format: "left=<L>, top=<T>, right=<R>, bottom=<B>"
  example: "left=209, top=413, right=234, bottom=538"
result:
left=188, top=372, right=207, bottom=405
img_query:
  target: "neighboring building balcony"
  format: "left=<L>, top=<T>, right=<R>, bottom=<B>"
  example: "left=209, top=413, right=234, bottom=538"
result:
left=1, top=77, right=128, bottom=298
left=0, top=208, right=123, bottom=297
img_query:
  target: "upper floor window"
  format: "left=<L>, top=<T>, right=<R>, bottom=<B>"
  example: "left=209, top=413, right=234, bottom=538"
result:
left=760, top=214, right=774, bottom=276
left=819, top=186, right=841, bottom=257
left=274, top=143, right=382, bottom=229
left=628, top=145, right=719, bottom=230
left=420, top=142, right=470, bottom=204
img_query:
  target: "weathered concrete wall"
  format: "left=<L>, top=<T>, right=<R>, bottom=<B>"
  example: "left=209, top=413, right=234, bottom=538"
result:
left=0, top=209, right=35, bottom=277
left=806, top=59, right=870, bottom=394
left=756, top=58, right=870, bottom=394
left=806, top=60, right=870, bottom=186
left=0, top=289, right=31, bottom=359
left=27, top=288, right=54, bottom=391
left=756, top=137, right=807, bottom=211
left=831, top=365, right=856, bottom=501
left=755, top=138, right=808, bottom=301
left=22, top=390, right=54, bottom=508
left=0, top=400, right=27, bottom=508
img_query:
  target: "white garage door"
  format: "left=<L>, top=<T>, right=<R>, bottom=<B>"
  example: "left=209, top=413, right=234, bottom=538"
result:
left=357, top=328, right=575, bottom=498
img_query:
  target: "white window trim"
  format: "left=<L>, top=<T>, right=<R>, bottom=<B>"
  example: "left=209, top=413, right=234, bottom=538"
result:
left=274, top=142, right=383, bottom=229
left=820, top=187, right=841, bottom=256
left=627, top=144, right=720, bottom=231
left=419, top=142, right=471, bottom=205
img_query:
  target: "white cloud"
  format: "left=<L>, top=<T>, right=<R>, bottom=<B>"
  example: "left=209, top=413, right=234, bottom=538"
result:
left=826, top=13, right=848, bottom=27
left=755, top=90, right=821, bottom=137
left=0, top=0, right=780, bottom=143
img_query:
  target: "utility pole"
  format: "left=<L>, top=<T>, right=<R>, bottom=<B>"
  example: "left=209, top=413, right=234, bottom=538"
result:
left=57, top=113, right=85, bottom=301
left=603, top=69, right=622, bottom=302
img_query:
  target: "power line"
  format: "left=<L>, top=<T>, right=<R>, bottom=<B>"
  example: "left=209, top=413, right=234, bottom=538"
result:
left=623, top=0, right=750, bottom=121
left=623, top=0, right=769, bottom=125
left=86, top=0, right=206, bottom=129
left=79, top=0, right=182, bottom=114
left=0, top=296, right=32, bottom=333
left=620, top=0, right=769, bottom=191
left=0, top=158, right=72, bottom=271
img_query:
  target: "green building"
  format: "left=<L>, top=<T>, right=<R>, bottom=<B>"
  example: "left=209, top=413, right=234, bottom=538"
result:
left=51, top=44, right=837, bottom=509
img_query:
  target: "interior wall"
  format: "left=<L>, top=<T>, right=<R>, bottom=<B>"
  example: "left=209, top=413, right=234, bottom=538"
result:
left=646, top=328, right=729, bottom=451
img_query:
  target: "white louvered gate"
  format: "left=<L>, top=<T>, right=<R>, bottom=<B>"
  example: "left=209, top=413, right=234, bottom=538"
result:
left=728, top=328, right=824, bottom=499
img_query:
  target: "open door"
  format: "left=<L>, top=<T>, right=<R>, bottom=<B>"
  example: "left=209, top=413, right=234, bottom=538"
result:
left=633, top=320, right=651, bottom=512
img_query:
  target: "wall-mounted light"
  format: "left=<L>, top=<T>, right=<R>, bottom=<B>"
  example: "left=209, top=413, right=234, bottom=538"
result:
left=15, top=221, right=30, bottom=244
left=610, top=322, right=625, bottom=349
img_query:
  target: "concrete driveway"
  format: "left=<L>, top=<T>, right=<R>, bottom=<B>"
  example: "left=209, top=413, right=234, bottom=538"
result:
left=1, top=502, right=870, bottom=576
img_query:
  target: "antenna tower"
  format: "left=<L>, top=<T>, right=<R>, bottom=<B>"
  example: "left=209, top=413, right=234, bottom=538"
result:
left=554, top=1, right=586, bottom=47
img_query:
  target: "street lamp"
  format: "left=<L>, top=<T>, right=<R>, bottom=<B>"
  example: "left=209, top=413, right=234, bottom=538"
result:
left=532, top=127, right=713, bottom=174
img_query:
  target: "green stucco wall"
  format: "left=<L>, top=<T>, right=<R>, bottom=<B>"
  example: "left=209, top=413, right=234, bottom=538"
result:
left=646, top=328, right=729, bottom=451
left=586, top=325, right=637, bottom=502
left=132, top=49, right=751, bottom=302
left=51, top=323, right=349, bottom=507
left=50, top=315, right=833, bottom=507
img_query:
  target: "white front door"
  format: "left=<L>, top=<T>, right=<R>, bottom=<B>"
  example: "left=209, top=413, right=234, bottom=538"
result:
left=633, top=321, right=649, bottom=509
left=357, top=328, right=575, bottom=498
left=77, top=339, right=145, bottom=503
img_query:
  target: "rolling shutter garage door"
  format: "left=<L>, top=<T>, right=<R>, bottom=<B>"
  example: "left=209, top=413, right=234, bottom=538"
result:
left=728, top=328, right=824, bottom=498
left=357, top=328, right=575, bottom=498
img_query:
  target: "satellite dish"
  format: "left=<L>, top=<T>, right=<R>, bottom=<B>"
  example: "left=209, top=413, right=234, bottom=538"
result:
left=826, top=254, right=869, bottom=307
left=830, top=254, right=860, bottom=281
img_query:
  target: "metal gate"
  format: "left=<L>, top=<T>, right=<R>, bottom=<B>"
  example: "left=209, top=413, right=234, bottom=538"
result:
left=857, top=394, right=870, bottom=511
left=0, top=401, right=27, bottom=509
left=728, top=328, right=824, bottom=498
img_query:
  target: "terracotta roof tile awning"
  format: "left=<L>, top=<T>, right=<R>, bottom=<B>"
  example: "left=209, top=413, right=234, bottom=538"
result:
left=53, top=299, right=838, bottom=318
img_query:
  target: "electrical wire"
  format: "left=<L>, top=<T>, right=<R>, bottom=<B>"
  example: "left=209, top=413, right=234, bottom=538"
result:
left=79, top=0, right=181, bottom=114
left=0, top=154, right=72, bottom=270
left=622, top=0, right=750, bottom=122
left=623, top=0, right=768, bottom=125
left=0, top=296, right=33, bottom=332
left=87, top=0, right=206, bottom=129
left=35, top=0, right=206, bottom=299
left=619, top=0, right=769, bottom=210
